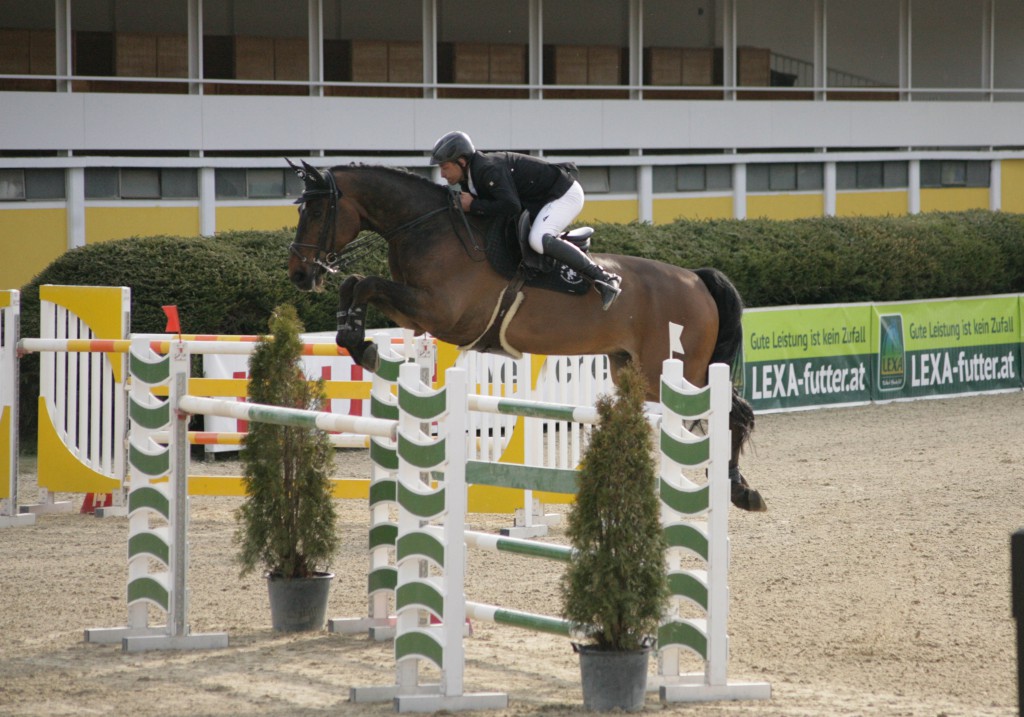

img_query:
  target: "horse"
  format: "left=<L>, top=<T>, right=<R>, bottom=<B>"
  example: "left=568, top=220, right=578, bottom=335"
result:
left=286, top=161, right=765, bottom=512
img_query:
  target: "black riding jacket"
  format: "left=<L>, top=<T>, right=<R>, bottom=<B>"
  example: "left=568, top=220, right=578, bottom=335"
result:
left=461, top=151, right=576, bottom=221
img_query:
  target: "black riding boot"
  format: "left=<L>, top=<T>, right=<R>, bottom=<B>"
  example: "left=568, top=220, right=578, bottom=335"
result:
left=540, top=234, right=621, bottom=310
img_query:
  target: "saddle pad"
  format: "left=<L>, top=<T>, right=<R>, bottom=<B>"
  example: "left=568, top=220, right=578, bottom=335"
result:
left=484, top=217, right=590, bottom=296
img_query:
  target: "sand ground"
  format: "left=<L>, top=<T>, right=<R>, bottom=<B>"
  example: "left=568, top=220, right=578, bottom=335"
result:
left=1, top=391, right=1021, bottom=717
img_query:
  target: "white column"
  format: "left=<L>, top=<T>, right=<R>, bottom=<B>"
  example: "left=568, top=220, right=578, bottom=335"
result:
left=813, top=0, right=826, bottom=100
left=55, top=0, right=71, bottom=93
left=990, top=160, right=1001, bottom=212
left=908, top=159, right=920, bottom=214
left=199, top=167, right=216, bottom=236
left=188, top=0, right=202, bottom=95
left=982, top=0, right=994, bottom=101
left=66, top=168, right=85, bottom=250
left=823, top=161, right=836, bottom=216
left=308, top=0, right=323, bottom=97
left=529, top=0, right=543, bottom=99
left=637, top=165, right=653, bottom=224
left=721, top=0, right=736, bottom=100
left=899, top=0, right=911, bottom=101
left=629, top=0, right=642, bottom=100
left=732, top=163, right=746, bottom=219
left=422, top=0, right=437, bottom=99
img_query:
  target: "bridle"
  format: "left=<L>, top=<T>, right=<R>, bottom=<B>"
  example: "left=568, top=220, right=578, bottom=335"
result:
left=289, top=164, right=342, bottom=278
left=288, top=164, right=454, bottom=280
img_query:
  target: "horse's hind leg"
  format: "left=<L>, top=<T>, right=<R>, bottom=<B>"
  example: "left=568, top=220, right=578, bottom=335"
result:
left=729, top=390, right=767, bottom=512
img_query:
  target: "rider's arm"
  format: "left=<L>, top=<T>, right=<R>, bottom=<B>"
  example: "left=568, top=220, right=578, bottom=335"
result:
left=467, top=162, right=522, bottom=217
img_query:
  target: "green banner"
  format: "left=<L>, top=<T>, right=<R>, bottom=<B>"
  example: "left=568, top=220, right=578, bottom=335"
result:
left=739, top=304, right=875, bottom=411
left=738, top=295, right=1023, bottom=411
left=871, top=295, right=1020, bottom=400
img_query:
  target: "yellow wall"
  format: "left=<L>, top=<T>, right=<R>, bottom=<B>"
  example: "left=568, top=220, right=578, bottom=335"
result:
left=836, top=190, right=908, bottom=217
left=85, top=205, right=200, bottom=243
left=653, top=196, right=734, bottom=222
left=0, top=208, right=67, bottom=290
left=216, top=205, right=297, bottom=233
left=746, top=193, right=824, bottom=220
left=1002, top=160, right=1024, bottom=213
left=919, top=187, right=989, bottom=213
left=578, top=199, right=637, bottom=225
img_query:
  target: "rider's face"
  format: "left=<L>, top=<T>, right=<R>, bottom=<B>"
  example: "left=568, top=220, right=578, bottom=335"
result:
left=438, top=160, right=466, bottom=185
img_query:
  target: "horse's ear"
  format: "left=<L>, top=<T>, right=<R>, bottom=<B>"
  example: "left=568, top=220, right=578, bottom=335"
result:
left=285, top=157, right=305, bottom=179
left=301, top=160, right=326, bottom=187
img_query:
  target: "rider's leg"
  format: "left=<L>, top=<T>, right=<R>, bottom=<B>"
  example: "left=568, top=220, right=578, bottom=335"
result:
left=530, top=182, right=621, bottom=311
left=540, top=234, right=622, bottom=310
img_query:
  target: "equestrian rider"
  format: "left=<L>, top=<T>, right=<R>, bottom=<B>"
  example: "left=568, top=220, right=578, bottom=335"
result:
left=429, top=130, right=621, bottom=310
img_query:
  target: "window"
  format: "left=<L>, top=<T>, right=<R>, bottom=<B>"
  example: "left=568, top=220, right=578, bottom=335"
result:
left=215, top=169, right=246, bottom=199
left=653, top=165, right=732, bottom=193
left=920, top=160, right=990, bottom=188
left=838, top=161, right=908, bottom=190
left=216, top=168, right=303, bottom=199
left=769, top=163, right=797, bottom=191
left=85, top=168, right=197, bottom=199
left=120, top=169, right=161, bottom=199
left=26, top=169, right=66, bottom=199
left=161, top=169, right=198, bottom=198
left=0, top=170, right=25, bottom=200
left=0, top=169, right=67, bottom=201
left=247, top=169, right=285, bottom=198
left=577, top=167, right=636, bottom=194
left=608, top=167, right=636, bottom=192
left=748, top=163, right=822, bottom=192
left=85, top=168, right=120, bottom=198
left=578, top=167, right=610, bottom=193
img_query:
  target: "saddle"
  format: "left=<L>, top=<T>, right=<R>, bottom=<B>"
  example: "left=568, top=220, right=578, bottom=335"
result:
left=484, top=211, right=594, bottom=295
left=460, top=212, right=596, bottom=358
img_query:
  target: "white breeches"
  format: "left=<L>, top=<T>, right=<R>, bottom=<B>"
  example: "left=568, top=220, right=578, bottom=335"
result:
left=528, top=181, right=585, bottom=254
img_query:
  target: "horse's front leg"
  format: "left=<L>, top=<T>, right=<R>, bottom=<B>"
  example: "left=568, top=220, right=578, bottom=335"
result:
left=335, top=275, right=381, bottom=371
left=335, top=275, right=445, bottom=374
left=335, top=274, right=365, bottom=343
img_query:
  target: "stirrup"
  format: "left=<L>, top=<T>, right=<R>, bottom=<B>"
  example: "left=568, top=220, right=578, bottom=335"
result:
left=594, top=274, right=621, bottom=311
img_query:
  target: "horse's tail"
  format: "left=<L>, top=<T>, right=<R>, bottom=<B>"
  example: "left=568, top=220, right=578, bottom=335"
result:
left=695, top=267, right=756, bottom=463
left=694, top=267, right=744, bottom=366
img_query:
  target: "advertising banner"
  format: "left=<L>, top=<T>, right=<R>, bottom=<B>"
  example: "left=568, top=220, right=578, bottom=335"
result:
left=739, top=303, right=874, bottom=411
left=871, top=295, right=1020, bottom=401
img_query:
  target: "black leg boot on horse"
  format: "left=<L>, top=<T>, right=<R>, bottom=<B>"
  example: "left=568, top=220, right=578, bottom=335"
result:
left=541, top=234, right=622, bottom=311
left=335, top=275, right=380, bottom=372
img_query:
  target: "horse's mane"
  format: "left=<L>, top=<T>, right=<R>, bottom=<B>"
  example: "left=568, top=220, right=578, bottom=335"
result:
left=330, top=163, right=448, bottom=200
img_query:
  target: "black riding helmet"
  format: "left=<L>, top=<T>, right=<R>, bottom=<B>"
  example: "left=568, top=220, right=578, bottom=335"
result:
left=430, top=131, right=475, bottom=165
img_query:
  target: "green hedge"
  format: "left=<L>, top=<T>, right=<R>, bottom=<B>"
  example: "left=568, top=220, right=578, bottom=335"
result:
left=15, top=211, right=1024, bottom=445
left=586, top=210, right=1024, bottom=307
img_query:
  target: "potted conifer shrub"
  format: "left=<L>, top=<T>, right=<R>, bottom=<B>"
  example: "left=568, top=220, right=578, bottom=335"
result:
left=561, top=361, right=669, bottom=711
left=234, top=304, right=340, bottom=632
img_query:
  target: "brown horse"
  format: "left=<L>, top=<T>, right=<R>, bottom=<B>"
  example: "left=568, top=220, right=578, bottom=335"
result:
left=287, top=162, right=765, bottom=511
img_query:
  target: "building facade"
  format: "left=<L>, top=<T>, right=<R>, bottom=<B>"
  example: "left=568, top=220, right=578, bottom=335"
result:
left=2, top=0, right=1023, bottom=289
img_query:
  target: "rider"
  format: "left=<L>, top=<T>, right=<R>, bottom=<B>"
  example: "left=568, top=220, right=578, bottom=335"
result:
left=429, top=130, right=621, bottom=310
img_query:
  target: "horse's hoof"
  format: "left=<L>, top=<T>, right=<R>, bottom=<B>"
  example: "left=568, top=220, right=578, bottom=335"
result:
left=731, top=481, right=768, bottom=512
left=360, top=342, right=380, bottom=373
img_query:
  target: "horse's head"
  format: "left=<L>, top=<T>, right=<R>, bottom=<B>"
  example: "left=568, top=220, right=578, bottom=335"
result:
left=287, top=160, right=361, bottom=291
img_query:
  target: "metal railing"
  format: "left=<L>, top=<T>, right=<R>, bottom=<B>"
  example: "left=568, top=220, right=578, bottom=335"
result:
left=2, top=71, right=1022, bottom=101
